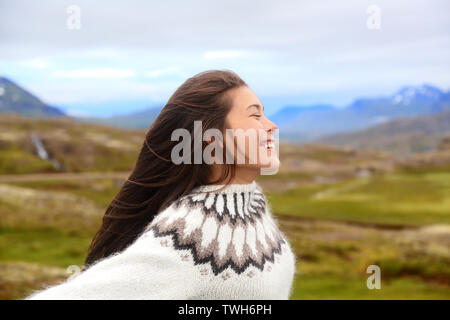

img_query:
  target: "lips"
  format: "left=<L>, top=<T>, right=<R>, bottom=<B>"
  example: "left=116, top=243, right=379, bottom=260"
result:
left=260, top=139, right=275, bottom=150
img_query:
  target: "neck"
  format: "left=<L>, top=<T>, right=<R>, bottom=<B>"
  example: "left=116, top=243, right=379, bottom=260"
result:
left=208, top=165, right=260, bottom=185
left=192, top=179, right=258, bottom=194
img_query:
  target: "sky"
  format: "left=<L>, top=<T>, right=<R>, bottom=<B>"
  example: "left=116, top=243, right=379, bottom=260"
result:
left=0, top=0, right=449, bottom=117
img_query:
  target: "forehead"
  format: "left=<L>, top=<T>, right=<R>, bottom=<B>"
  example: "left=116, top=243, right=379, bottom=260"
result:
left=228, top=86, right=262, bottom=111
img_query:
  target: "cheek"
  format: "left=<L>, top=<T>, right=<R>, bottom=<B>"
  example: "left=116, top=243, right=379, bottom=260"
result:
left=226, top=112, right=262, bottom=131
left=224, top=114, right=265, bottom=162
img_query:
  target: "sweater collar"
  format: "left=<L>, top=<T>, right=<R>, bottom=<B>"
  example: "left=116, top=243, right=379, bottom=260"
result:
left=181, top=180, right=266, bottom=223
left=191, top=180, right=259, bottom=194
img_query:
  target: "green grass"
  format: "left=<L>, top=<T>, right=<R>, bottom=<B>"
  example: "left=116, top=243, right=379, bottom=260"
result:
left=10, top=179, right=121, bottom=209
left=0, top=148, right=57, bottom=175
left=268, top=171, right=450, bottom=226
left=0, top=115, right=144, bottom=174
left=0, top=171, right=449, bottom=299
left=0, top=227, right=91, bottom=268
left=259, top=171, right=317, bottom=180
left=291, top=274, right=450, bottom=299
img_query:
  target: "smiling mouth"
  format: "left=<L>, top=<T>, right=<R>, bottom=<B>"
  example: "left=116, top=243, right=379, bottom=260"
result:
left=260, top=139, right=275, bottom=150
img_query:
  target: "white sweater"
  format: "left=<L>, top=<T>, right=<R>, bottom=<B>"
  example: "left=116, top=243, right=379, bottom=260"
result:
left=25, top=181, right=296, bottom=300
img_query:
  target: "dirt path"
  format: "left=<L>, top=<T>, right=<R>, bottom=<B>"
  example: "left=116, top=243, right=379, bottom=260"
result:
left=0, top=171, right=131, bottom=183
left=311, top=177, right=371, bottom=200
left=276, top=214, right=450, bottom=244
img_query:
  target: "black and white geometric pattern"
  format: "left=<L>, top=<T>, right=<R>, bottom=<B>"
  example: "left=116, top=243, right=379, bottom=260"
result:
left=147, top=183, right=287, bottom=276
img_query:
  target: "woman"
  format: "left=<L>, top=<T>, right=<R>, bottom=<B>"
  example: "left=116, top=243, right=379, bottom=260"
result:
left=26, top=69, right=296, bottom=300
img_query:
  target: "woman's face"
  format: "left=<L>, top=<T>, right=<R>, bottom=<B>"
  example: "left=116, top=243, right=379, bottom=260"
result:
left=224, top=85, right=279, bottom=173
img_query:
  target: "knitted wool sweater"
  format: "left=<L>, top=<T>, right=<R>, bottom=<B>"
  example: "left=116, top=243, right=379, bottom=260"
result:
left=26, top=181, right=296, bottom=300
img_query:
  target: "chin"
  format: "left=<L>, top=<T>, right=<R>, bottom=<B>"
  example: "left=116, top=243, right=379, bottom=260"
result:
left=259, top=154, right=280, bottom=175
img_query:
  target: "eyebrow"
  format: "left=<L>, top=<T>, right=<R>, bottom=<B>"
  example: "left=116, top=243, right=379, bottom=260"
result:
left=246, top=104, right=265, bottom=112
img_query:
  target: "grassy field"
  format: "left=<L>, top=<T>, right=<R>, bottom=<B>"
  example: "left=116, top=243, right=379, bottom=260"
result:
left=268, top=171, right=450, bottom=226
left=268, top=170, right=450, bottom=299
left=0, top=170, right=449, bottom=299
left=276, top=216, right=450, bottom=299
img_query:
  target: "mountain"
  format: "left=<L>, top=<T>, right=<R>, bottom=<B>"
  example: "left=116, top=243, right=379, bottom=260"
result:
left=0, top=77, right=66, bottom=118
left=315, top=108, right=450, bottom=156
left=2, top=76, right=448, bottom=139
left=270, top=104, right=335, bottom=126
left=0, top=76, right=161, bottom=130
left=272, top=84, right=450, bottom=143
left=70, top=105, right=162, bottom=130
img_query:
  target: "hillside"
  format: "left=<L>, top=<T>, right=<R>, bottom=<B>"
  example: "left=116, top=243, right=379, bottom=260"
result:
left=0, top=113, right=145, bottom=174
left=70, top=105, right=162, bottom=130
left=0, top=77, right=66, bottom=118
left=2, top=111, right=450, bottom=178
left=315, top=109, right=450, bottom=156
left=0, top=112, right=400, bottom=178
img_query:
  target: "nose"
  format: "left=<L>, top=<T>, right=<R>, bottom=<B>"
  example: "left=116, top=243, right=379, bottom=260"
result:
left=265, top=116, right=278, bottom=135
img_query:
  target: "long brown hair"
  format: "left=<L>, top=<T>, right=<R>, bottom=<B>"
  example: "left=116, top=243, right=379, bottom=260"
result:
left=84, top=69, right=247, bottom=268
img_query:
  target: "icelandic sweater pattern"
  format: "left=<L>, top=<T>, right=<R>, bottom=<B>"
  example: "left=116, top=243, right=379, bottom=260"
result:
left=26, top=181, right=296, bottom=300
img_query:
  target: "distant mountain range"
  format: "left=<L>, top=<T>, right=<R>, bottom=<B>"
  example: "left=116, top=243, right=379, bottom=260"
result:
left=70, top=106, right=162, bottom=130
left=0, top=76, right=162, bottom=129
left=316, top=108, right=450, bottom=156
left=1, top=76, right=449, bottom=150
left=0, top=77, right=66, bottom=117
left=271, top=84, right=450, bottom=142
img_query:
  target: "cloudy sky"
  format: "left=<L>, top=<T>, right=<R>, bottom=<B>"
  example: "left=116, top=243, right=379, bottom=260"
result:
left=0, top=0, right=449, bottom=117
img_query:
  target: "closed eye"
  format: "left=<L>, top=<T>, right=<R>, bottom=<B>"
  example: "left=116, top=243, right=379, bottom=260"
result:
left=252, top=114, right=261, bottom=119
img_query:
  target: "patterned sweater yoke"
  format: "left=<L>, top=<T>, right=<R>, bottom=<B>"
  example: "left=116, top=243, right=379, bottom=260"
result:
left=26, top=181, right=297, bottom=300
